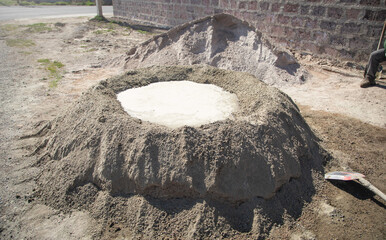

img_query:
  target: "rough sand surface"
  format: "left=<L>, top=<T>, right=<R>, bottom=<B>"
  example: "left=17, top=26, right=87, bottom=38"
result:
left=0, top=16, right=385, bottom=240
left=278, top=57, right=386, bottom=128
left=32, top=66, right=326, bottom=239
left=120, top=14, right=306, bottom=87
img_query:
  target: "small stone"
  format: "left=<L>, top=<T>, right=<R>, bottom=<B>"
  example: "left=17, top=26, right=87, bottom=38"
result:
left=98, top=116, right=106, bottom=123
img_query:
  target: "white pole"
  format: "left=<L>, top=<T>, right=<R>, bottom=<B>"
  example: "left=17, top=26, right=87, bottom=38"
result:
left=358, top=178, right=386, bottom=202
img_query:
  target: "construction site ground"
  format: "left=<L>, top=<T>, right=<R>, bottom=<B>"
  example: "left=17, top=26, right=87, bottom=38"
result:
left=0, top=16, right=385, bottom=239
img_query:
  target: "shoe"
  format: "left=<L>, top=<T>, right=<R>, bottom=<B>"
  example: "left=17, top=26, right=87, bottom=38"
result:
left=360, top=77, right=376, bottom=88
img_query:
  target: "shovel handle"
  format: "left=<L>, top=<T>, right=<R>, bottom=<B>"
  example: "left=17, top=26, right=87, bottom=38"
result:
left=358, top=177, right=386, bottom=202
left=377, top=20, right=386, bottom=50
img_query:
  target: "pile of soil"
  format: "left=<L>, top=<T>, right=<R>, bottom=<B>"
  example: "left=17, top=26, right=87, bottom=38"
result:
left=119, top=14, right=307, bottom=86
left=33, top=65, right=327, bottom=238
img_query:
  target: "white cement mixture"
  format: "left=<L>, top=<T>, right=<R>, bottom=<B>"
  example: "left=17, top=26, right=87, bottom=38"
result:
left=117, top=81, right=239, bottom=128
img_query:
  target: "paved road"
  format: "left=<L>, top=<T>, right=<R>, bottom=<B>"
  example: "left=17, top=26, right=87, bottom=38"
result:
left=0, top=5, right=113, bottom=21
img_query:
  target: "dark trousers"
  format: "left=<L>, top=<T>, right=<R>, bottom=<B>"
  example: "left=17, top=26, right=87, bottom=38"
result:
left=365, top=49, right=386, bottom=80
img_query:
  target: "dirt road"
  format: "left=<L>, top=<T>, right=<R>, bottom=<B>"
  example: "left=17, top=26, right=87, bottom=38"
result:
left=0, top=16, right=385, bottom=239
left=0, top=6, right=113, bottom=21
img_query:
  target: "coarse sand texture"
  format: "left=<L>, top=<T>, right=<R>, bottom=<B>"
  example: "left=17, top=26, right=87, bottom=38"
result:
left=118, top=13, right=307, bottom=87
left=35, top=65, right=325, bottom=208
left=31, top=66, right=329, bottom=238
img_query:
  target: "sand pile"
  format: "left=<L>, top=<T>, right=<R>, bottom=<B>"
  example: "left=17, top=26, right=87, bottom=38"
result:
left=33, top=66, right=326, bottom=238
left=118, top=14, right=307, bottom=86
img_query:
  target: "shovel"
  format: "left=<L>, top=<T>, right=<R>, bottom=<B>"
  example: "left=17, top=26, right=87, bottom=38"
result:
left=325, top=171, right=386, bottom=202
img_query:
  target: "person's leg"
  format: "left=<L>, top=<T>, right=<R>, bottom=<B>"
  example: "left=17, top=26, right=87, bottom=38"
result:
left=361, top=49, right=386, bottom=88
left=366, top=49, right=386, bottom=80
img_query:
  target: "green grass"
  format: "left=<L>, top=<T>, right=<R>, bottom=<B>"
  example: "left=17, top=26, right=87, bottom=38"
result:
left=85, top=48, right=97, bottom=52
left=38, top=59, right=65, bottom=88
left=28, top=1, right=74, bottom=5
left=83, top=1, right=94, bottom=6
left=49, top=79, right=59, bottom=88
left=6, top=38, right=35, bottom=48
left=24, top=23, right=52, bottom=33
left=91, top=15, right=108, bottom=22
left=90, top=19, right=153, bottom=37
left=137, top=29, right=151, bottom=35
left=0, top=0, right=17, bottom=6
left=90, top=17, right=124, bottom=30
left=93, top=29, right=104, bottom=35
left=37, top=58, right=50, bottom=64
left=0, top=24, right=19, bottom=32
left=74, top=1, right=95, bottom=6
left=52, top=61, right=64, bottom=69
left=41, top=1, right=69, bottom=5
left=19, top=1, right=34, bottom=6
left=107, top=22, right=116, bottom=30
left=93, top=28, right=115, bottom=35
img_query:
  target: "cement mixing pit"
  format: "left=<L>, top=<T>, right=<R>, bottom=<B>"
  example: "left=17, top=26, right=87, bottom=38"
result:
left=34, top=65, right=326, bottom=237
left=116, top=81, right=239, bottom=129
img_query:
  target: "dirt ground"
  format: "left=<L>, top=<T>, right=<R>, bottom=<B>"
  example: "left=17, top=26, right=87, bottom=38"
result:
left=0, top=16, right=385, bottom=239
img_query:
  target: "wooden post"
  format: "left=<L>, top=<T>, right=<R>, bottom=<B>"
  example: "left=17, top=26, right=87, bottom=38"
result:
left=96, top=0, right=103, bottom=17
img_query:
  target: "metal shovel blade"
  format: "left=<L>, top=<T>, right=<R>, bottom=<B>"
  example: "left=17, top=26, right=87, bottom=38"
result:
left=324, top=171, right=365, bottom=181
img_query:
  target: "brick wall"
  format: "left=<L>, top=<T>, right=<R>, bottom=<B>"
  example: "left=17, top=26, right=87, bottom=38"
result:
left=113, top=0, right=386, bottom=62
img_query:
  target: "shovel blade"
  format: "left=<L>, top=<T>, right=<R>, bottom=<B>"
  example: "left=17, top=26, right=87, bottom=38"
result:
left=324, top=171, right=365, bottom=181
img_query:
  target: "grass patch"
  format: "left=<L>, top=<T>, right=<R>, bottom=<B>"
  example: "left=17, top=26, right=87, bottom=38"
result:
left=38, top=59, right=65, bottom=88
left=24, top=23, right=52, bottom=33
left=19, top=1, right=34, bottom=6
left=93, top=29, right=104, bottom=35
left=37, top=58, right=50, bottom=64
left=0, top=0, right=17, bottom=6
left=40, top=1, right=69, bottom=5
left=20, top=51, right=33, bottom=55
left=85, top=48, right=97, bottom=52
left=0, top=24, right=19, bottom=32
left=91, top=15, right=108, bottom=22
left=73, top=1, right=95, bottom=5
left=107, top=22, right=116, bottom=30
left=6, top=38, right=35, bottom=48
left=137, top=29, right=151, bottom=35
left=82, top=1, right=94, bottom=6
left=49, top=79, right=59, bottom=88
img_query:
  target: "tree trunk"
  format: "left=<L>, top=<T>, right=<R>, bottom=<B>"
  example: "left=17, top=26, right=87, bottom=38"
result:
left=96, top=0, right=103, bottom=17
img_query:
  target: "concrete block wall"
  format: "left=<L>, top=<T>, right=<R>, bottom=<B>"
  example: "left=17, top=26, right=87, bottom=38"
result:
left=113, top=0, right=386, bottom=62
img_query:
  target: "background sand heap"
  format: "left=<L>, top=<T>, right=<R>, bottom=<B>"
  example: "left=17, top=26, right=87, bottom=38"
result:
left=119, top=14, right=307, bottom=86
left=35, top=66, right=324, bottom=207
